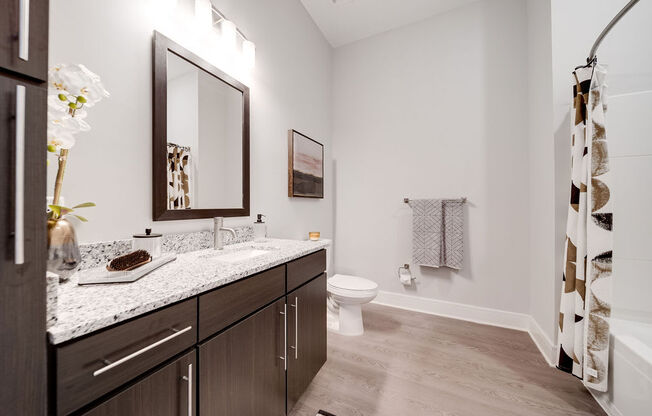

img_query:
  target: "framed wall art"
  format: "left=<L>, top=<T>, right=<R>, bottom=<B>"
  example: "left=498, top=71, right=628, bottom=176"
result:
left=288, top=129, right=324, bottom=198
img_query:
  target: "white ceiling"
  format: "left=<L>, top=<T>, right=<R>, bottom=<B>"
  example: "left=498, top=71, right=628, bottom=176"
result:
left=300, top=0, right=479, bottom=48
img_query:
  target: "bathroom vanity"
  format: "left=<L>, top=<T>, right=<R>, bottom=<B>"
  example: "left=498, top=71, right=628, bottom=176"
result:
left=48, top=239, right=328, bottom=415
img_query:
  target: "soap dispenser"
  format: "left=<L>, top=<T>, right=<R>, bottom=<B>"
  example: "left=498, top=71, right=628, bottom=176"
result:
left=254, top=214, right=267, bottom=240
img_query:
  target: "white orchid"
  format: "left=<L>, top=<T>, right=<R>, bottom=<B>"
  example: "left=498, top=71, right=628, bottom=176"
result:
left=47, top=126, right=76, bottom=150
left=49, top=64, right=110, bottom=108
left=47, top=64, right=109, bottom=152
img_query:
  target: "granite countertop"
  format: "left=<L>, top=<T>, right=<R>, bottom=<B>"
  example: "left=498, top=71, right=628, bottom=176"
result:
left=48, top=238, right=330, bottom=345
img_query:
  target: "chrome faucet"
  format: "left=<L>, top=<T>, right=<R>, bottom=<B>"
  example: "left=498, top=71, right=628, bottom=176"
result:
left=214, top=217, right=237, bottom=250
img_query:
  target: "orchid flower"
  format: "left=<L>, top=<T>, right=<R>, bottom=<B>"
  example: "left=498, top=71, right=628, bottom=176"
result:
left=47, top=64, right=109, bottom=152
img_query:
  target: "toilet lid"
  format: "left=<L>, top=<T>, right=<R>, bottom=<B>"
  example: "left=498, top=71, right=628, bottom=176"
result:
left=328, top=274, right=378, bottom=291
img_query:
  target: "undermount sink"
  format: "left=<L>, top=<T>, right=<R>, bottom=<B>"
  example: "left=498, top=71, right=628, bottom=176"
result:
left=215, top=249, right=270, bottom=263
left=197, top=246, right=277, bottom=263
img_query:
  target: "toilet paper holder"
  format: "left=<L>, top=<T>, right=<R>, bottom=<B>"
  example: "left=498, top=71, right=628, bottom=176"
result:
left=398, top=264, right=414, bottom=282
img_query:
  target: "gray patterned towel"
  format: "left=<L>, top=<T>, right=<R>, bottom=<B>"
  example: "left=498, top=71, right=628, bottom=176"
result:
left=411, top=199, right=464, bottom=269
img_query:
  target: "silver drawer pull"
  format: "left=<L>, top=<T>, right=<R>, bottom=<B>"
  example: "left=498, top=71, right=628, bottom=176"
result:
left=291, top=297, right=298, bottom=359
left=181, top=363, right=192, bottom=416
left=14, top=85, right=25, bottom=265
left=279, top=305, right=287, bottom=370
left=19, top=0, right=30, bottom=60
left=93, top=326, right=192, bottom=377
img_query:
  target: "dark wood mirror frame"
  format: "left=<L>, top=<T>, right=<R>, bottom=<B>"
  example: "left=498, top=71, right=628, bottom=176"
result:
left=152, top=31, right=250, bottom=221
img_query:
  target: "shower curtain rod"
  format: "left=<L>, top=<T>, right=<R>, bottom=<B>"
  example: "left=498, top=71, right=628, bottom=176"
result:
left=587, top=0, right=640, bottom=63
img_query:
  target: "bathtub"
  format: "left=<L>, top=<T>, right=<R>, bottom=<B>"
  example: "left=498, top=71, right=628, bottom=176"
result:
left=591, top=318, right=652, bottom=416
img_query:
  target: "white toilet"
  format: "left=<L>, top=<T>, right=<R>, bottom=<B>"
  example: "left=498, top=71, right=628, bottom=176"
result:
left=327, top=274, right=379, bottom=336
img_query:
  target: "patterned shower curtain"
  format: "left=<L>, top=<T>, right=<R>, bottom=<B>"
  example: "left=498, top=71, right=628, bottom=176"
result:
left=557, top=64, right=613, bottom=392
left=167, top=143, right=193, bottom=209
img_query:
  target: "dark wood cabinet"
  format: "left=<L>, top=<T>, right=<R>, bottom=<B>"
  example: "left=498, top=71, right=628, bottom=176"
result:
left=83, top=350, right=196, bottom=416
left=287, top=249, right=326, bottom=292
left=56, top=299, right=197, bottom=415
left=52, top=248, right=327, bottom=415
left=287, top=273, right=327, bottom=412
left=0, top=76, right=47, bottom=415
left=199, top=298, right=286, bottom=416
left=198, top=265, right=285, bottom=340
left=0, top=0, right=49, bottom=81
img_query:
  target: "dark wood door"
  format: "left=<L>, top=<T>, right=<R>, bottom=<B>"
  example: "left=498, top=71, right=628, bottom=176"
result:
left=0, top=0, right=49, bottom=81
left=0, top=75, right=47, bottom=415
left=287, top=273, right=327, bottom=412
left=199, top=298, right=286, bottom=416
left=83, top=350, right=196, bottom=416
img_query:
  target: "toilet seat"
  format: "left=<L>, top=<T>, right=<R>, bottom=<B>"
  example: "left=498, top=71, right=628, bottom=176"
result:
left=327, top=274, right=378, bottom=298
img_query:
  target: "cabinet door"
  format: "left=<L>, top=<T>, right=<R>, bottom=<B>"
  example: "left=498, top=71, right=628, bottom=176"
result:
left=0, top=76, right=47, bottom=414
left=84, top=350, right=196, bottom=416
left=0, top=0, right=49, bottom=81
left=199, top=298, right=286, bottom=416
left=287, top=273, right=327, bottom=411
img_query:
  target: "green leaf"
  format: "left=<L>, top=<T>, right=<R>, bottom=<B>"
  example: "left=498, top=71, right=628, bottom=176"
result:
left=76, top=96, right=87, bottom=103
left=47, top=144, right=57, bottom=153
left=72, top=202, right=96, bottom=209
left=71, top=214, right=88, bottom=222
left=59, top=206, right=73, bottom=216
left=58, top=93, right=67, bottom=101
left=48, top=205, right=61, bottom=218
left=68, top=102, right=77, bottom=109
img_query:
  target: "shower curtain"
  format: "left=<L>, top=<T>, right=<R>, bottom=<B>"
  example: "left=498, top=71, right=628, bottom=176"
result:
left=167, top=143, right=193, bottom=209
left=557, top=64, right=613, bottom=392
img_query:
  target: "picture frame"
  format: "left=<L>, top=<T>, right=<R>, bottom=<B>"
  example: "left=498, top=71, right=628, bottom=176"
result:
left=288, top=129, right=324, bottom=198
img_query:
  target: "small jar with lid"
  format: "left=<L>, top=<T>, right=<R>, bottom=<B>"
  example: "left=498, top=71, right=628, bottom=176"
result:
left=132, top=228, right=162, bottom=258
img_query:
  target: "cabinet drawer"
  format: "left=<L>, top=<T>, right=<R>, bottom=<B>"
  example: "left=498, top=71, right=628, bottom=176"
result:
left=0, top=0, right=49, bottom=81
left=56, top=299, right=197, bottom=415
left=83, top=350, right=195, bottom=416
left=198, top=265, right=285, bottom=340
left=287, top=250, right=326, bottom=292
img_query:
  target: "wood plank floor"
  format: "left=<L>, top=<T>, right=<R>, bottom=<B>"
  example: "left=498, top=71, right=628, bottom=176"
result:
left=290, top=303, right=605, bottom=416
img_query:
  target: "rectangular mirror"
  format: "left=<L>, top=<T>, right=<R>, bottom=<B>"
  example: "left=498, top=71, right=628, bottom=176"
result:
left=153, top=31, right=249, bottom=221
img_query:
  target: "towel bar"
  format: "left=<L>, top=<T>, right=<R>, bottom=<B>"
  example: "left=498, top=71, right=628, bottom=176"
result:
left=403, top=197, right=467, bottom=204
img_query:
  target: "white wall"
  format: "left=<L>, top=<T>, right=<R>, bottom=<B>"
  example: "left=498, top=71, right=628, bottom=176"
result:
left=332, top=0, right=531, bottom=313
left=525, top=0, right=557, bottom=351
left=49, top=0, right=333, bottom=244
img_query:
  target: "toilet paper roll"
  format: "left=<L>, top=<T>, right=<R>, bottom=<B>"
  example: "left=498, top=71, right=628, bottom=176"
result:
left=399, top=269, right=412, bottom=285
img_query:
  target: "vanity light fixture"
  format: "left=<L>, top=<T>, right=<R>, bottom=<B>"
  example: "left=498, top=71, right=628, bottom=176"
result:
left=242, top=39, right=256, bottom=69
left=211, top=5, right=256, bottom=69
left=194, top=0, right=212, bottom=29
left=220, top=19, right=237, bottom=50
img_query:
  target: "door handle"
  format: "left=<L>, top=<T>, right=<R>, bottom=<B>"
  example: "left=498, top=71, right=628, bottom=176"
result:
left=182, top=363, right=192, bottom=416
left=18, top=0, right=30, bottom=61
left=290, top=297, right=298, bottom=359
left=93, top=326, right=192, bottom=376
left=14, top=85, right=26, bottom=265
left=279, top=304, right=287, bottom=370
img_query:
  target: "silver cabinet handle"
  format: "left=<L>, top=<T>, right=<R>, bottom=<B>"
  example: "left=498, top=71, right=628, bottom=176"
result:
left=93, top=326, right=192, bottom=377
left=290, top=297, right=298, bottom=359
left=18, top=0, right=30, bottom=61
left=279, top=304, right=287, bottom=370
left=14, top=85, right=25, bottom=265
left=182, top=363, right=192, bottom=416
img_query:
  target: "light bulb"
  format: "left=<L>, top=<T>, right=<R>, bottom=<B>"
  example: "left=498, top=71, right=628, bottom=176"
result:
left=242, top=40, right=256, bottom=69
left=194, top=0, right=212, bottom=29
left=221, top=20, right=237, bottom=51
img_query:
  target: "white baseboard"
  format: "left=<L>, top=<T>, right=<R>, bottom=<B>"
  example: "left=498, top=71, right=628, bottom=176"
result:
left=373, top=291, right=530, bottom=331
left=527, top=316, right=557, bottom=366
left=589, top=390, right=623, bottom=416
left=372, top=291, right=556, bottom=366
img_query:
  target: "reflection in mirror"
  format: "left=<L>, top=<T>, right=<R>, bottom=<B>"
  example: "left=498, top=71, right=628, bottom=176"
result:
left=166, top=52, right=243, bottom=210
